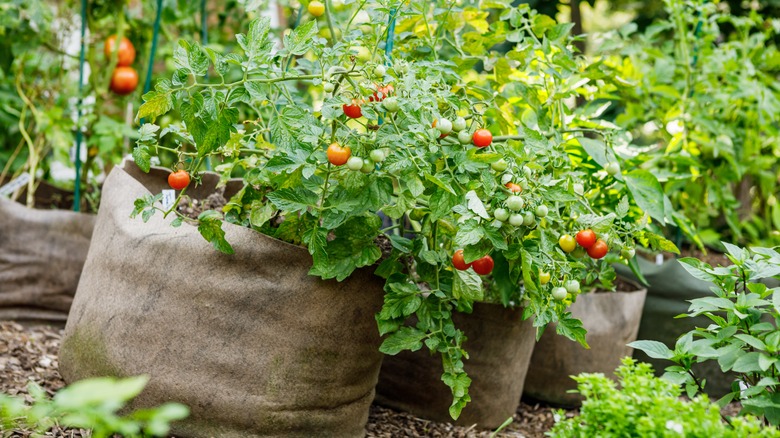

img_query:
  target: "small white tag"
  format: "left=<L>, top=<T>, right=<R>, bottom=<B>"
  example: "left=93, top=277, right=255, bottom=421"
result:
left=0, top=172, right=31, bottom=197
left=161, top=189, right=176, bottom=210
left=656, top=254, right=664, bottom=266
left=150, top=156, right=161, bottom=166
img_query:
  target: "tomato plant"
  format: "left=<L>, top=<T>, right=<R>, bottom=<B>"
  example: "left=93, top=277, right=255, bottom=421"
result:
left=104, top=35, right=136, bottom=66
left=130, top=2, right=678, bottom=420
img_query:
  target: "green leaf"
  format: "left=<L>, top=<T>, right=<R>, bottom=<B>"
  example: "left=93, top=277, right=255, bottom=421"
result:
left=132, top=144, right=152, bottom=173
left=452, top=269, right=484, bottom=301
left=624, top=170, right=666, bottom=224
left=282, top=20, right=318, bottom=56
left=732, top=351, right=762, bottom=373
left=137, top=91, right=172, bottom=123
left=454, top=220, right=484, bottom=247
left=266, top=187, right=318, bottom=212
left=628, top=340, right=674, bottom=360
left=197, top=210, right=234, bottom=254
left=465, top=190, right=490, bottom=219
left=379, top=327, right=426, bottom=355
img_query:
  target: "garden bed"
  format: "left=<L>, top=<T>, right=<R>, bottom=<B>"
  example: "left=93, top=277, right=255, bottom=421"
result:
left=0, top=321, right=562, bottom=438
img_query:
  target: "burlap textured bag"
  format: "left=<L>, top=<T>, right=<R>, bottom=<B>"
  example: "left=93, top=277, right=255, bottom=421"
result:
left=523, top=285, right=647, bottom=407
left=59, top=161, right=385, bottom=437
left=374, top=303, right=536, bottom=429
left=0, top=197, right=95, bottom=324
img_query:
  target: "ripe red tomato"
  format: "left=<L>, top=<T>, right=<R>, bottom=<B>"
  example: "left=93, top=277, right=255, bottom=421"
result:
left=369, top=84, right=394, bottom=102
left=327, top=143, right=351, bottom=166
left=587, top=239, right=609, bottom=259
left=452, top=249, right=471, bottom=271
left=472, top=255, right=494, bottom=275
left=576, top=229, right=597, bottom=248
left=104, top=35, right=136, bottom=66
left=110, top=66, right=139, bottom=95
left=505, top=182, right=522, bottom=193
left=343, top=100, right=363, bottom=118
left=472, top=129, right=493, bottom=148
left=168, top=170, right=190, bottom=190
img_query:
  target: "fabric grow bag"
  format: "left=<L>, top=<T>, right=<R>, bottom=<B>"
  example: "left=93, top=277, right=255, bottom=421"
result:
left=59, top=161, right=385, bottom=438
left=523, top=284, right=647, bottom=407
left=0, top=196, right=95, bottom=324
left=374, top=303, right=536, bottom=429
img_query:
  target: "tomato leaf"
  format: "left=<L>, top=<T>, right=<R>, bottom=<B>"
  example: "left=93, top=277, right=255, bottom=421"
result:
left=452, top=269, right=483, bottom=302
left=266, top=187, right=318, bottom=213
left=197, top=211, right=234, bottom=254
left=379, top=326, right=425, bottom=355
left=624, top=170, right=666, bottom=224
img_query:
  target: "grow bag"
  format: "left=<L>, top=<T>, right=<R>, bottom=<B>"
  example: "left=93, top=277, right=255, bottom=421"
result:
left=0, top=195, right=95, bottom=324
left=59, top=161, right=385, bottom=438
left=374, top=303, right=536, bottom=429
left=615, top=258, right=740, bottom=397
left=523, top=284, right=647, bottom=407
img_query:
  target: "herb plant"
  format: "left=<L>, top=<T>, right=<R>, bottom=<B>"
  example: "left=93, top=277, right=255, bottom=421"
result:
left=631, top=243, right=780, bottom=425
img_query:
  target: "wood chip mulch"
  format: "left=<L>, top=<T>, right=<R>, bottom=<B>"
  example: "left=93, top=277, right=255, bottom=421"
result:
left=0, top=321, right=564, bottom=437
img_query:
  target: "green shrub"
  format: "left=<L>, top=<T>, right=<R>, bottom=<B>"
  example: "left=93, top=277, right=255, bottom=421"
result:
left=0, top=375, right=188, bottom=438
left=548, top=358, right=779, bottom=437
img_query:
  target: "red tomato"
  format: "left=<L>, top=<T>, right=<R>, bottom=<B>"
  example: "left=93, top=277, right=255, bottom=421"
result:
left=343, top=100, right=363, bottom=118
left=452, top=249, right=471, bottom=271
left=369, top=84, right=394, bottom=102
left=110, top=66, right=139, bottom=95
left=576, top=229, right=597, bottom=248
left=104, top=35, right=136, bottom=66
left=327, top=143, right=351, bottom=166
left=587, top=240, right=609, bottom=259
left=472, top=129, right=492, bottom=148
left=168, top=170, right=190, bottom=190
left=472, top=255, right=494, bottom=275
left=505, top=182, right=522, bottom=193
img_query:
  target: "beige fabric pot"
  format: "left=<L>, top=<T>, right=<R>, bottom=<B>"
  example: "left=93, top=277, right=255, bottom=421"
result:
left=59, top=161, right=385, bottom=437
left=0, top=197, right=95, bottom=324
left=523, top=285, right=647, bottom=407
left=374, top=303, right=536, bottom=429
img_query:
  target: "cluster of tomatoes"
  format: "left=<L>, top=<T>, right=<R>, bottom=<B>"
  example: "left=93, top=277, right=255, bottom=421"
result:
left=105, top=35, right=138, bottom=96
left=558, top=229, right=608, bottom=259
left=451, top=250, right=494, bottom=275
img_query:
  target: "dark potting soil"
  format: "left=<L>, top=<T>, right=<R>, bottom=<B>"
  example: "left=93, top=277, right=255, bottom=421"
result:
left=177, top=187, right=229, bottom=219
left=0, top=321, right=563, bottom=437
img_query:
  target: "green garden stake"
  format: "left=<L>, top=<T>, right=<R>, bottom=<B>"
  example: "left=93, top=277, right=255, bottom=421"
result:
left=73, top=0, right=88, bottom=212
left=201, top=0, right=212, bottom=171
left=140, top=0, right=163, bottom=125
left=378, top=8, right=398, bottom=126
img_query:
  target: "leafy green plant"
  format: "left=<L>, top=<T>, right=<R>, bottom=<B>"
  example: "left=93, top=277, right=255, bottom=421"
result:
left=599, top=0, right=780, bottom=248
left=549, top=357, right=779, bottom=437
left=631, top=243, right=780, bottom=425
left=0, top=375, right=188, bottom=438
left=130, top=1, right=675, bottom=418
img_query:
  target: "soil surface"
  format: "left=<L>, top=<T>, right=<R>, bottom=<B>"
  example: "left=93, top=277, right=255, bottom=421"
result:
left=0, top=321, right=564, bottom=437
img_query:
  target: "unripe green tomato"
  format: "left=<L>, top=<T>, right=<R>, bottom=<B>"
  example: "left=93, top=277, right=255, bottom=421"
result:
left=494, top=208, right=509, bottom=222
left=409, top=208, right=426, bottom=221
left=523, top=212, right=535, bottom=226
left=458, top=130, right=471, bottom=144
left=491, top=159, right=508, bottom=172
left=552, top=287, right=568, bottom=301
left=572, top=246, right=587, bottom=259
left=621, top=247, right=636, bottom=259
left=453, top=117, right=467, bottom=132
left=573, top=183, right=584, bottom=196
left=383, top=96, right=399, bottom=112
left=508, top=213, right=524, bottom=227
left=323, top=82, right=335, bottom=93
left=605, top=161, right=621, bottom=176
left=370, top=149, right=386, bottom=163
left=565, top=280, right=580, bottom=294
left=394, top=61, right=409, bottom=75
left=354, top=46, right=371, bottom=62
left=373, top=64, right=387, bottom=78
left=539, top=271, right=551, bottom=285
left=506, top=195, right=525, bottom=211
left=523, top=165, right=532, bottom=179
left=347, top=156, right=364, bottom=171
left=360, top=161, right=374, bottom=174
left=436, top=118, right=452, bottom=135
left=535, top=204, right=548, bottom=218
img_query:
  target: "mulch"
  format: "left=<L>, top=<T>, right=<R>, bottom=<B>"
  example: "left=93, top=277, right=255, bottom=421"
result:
left=0, top=321, right=565, bottom=438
